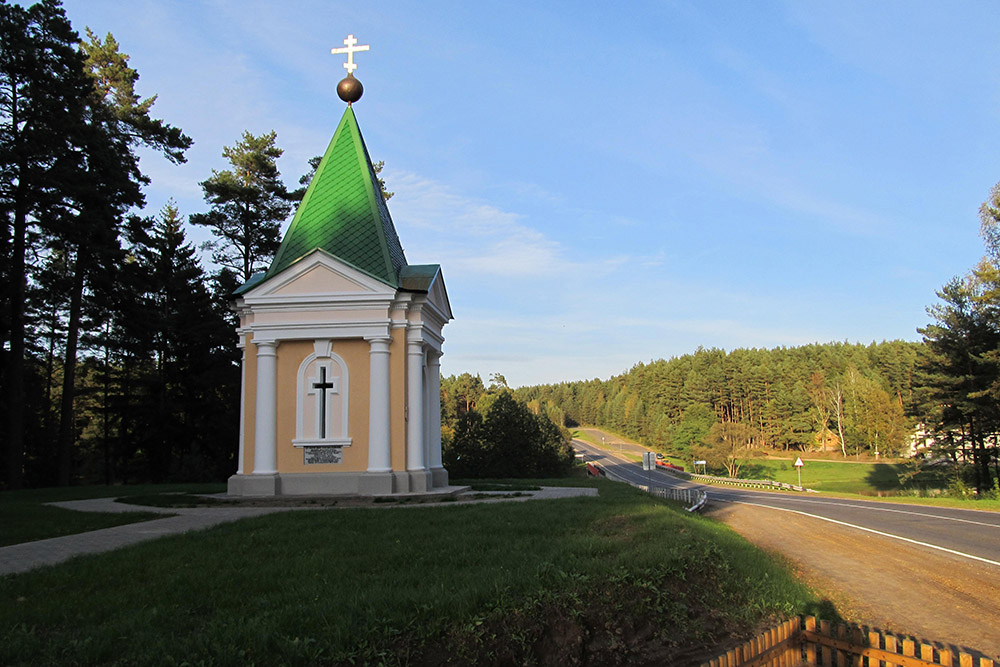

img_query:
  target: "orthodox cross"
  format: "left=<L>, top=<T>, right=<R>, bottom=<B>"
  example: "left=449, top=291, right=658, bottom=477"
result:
left=331, top=34, right=369, bottom=74
left=312, top=366, right=337, bottom=438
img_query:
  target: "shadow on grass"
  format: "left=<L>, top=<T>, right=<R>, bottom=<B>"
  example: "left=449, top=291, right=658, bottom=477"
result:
left=863, top=461, right=951, bottom=494
left=802, top=598, right=843, bottom=623
left=739, top=463, right=776, bottom=479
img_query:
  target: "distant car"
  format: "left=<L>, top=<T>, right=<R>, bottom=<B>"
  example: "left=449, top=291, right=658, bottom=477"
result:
left=655, top=453, right=664, bottom=460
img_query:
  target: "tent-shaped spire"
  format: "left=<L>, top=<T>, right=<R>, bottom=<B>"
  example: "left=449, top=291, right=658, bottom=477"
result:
left=265, top=106, right=407, bottom=286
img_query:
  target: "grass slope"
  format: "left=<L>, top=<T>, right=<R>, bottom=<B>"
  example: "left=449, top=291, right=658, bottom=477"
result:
left=1, top=480, right=821, bottom=666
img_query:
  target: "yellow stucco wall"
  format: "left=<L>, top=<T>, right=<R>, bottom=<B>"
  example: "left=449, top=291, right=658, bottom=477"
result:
left=274, top=339, right=372, bottom=473
left=241, top=336, right=257, bottom=474
left=240, top=330, right=416, bottom=476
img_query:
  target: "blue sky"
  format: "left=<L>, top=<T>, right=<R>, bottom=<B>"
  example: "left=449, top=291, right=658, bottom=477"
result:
left=60, top=0, right=1000, bottom=387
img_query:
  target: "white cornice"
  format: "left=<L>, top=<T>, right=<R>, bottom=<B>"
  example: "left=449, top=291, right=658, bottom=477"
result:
left=242, top=295, right=396, bottom=310
left=250, top=321, right=392, bottom=343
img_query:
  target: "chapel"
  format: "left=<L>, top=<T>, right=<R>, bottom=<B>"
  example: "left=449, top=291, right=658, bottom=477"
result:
left=226, top=36, right=454, bottom=496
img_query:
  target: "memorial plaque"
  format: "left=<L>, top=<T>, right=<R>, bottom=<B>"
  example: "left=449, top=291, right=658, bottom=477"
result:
left=304, top=446, right=343, bottom=465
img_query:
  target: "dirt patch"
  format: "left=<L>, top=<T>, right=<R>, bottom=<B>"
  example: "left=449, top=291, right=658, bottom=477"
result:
left=705, top=501, right=1000, bottom=660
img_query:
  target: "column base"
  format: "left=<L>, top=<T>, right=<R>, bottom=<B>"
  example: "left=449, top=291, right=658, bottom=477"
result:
left=430, top=466, right=449, bottom=489
left=406, top=469, right=433, bottom=493
left=228, top=473, right=278, bottom=497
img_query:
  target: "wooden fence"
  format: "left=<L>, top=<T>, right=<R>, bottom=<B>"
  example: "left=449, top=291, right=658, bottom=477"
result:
left=700, top=616, right=996, bottom=667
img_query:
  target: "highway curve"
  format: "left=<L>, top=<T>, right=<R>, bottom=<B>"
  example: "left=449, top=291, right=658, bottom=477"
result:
left=573, top=436, right=1000, bottom=659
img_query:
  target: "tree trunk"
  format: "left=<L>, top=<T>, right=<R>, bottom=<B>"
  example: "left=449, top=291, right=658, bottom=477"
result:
left=56, top=253, right=86, bottom=486
left=44, top=311, right=59, bottom=437
left=832, top=386, right=847, bottom=456
left=993, top=433, right=999, bottom=493
left=102, top=330, right=112, bottom=485
left=4, top=179, right=30, bottom=490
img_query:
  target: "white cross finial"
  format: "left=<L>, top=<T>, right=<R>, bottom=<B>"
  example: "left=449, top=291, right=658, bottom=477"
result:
left=331, top=34, right=370, bottom=74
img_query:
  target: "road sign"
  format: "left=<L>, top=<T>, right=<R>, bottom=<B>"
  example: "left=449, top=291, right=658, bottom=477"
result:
left=642, top=452, right=655, bottom=471
left=794, top=457, right=804, bottom=468
left=694, top=460, right=707, bottom=466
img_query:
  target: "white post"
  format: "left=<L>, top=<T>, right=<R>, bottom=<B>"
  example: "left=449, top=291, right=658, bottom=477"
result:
left=366, top=337, right=392, bottom=472
left=253, top=341, right=278, bottom=474
left=236, top=346, right=247, bottom=474
left=427, top=352, right=443, bottom=469
left=406, top=338, right=426, bottom=471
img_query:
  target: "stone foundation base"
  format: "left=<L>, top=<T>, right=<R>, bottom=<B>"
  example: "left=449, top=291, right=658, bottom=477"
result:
left=430, top=466, right=449, bottom=488
left=228, top=473, right=278, bottom=496
left=227, top=470, right=451, bottom=497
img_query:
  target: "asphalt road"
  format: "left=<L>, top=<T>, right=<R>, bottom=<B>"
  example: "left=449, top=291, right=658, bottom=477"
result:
left=573, top=439, right=1000, bottom=568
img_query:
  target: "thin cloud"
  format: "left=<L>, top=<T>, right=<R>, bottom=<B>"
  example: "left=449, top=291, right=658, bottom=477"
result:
left=388, top=170, right=631, bottom=279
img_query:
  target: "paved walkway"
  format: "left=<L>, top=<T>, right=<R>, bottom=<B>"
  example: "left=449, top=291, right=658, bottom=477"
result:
left=0, top=487, right=597, bottom=577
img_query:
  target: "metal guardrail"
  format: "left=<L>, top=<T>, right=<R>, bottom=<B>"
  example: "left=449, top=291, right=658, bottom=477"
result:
left=600, top=466, right=708, bottom=512
left=656, top=466, right=818, bottom=493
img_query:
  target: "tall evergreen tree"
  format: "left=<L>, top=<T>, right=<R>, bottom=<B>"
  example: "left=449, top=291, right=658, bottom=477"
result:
left=190, top=131, right=293, bottom=283
left=0, top=0, right=95, bottom=488
left=918, top=275, right=999, bottom=492
left=124, top=203, right=238, bottom=481
left=48, top=24, right=191, bottom=486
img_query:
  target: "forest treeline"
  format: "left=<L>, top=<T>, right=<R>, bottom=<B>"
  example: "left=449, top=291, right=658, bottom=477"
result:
left=516, top=340, right=920, bottom=456
left=0, top=2, right=327, bottom=489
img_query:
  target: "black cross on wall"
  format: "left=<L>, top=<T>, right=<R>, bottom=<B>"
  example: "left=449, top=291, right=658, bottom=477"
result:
left=313, top=366, right=336, bottom=438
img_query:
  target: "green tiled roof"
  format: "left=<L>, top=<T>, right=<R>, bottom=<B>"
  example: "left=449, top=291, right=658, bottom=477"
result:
left=265, top=107, right=407, bottom=286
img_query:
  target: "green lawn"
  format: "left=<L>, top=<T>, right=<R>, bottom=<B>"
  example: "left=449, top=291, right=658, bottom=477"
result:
left=0, top=483, right=224, bottom=547
left=0, top=479, right=824, bottom=666
left=737, top=458, right=946, bottom=495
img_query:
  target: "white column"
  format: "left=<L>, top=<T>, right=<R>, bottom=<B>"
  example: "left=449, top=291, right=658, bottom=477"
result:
left=406, top=338, right=426, bottom=471
left=366, top=336, right=392, bottom=472
left=427, top=352, right=443, bottom=469
left=236, top=346, right=247, bottom=474
left=253, top=341, right=278, bottom=474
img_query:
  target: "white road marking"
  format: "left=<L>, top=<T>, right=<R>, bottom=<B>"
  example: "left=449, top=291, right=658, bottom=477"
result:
left=742, top=497, right=1000, bottom=528
left=578, top=440, right=1000, bottom=565
left=735, top=501, right=1000, bottom=568
left=578, top=440, right=1000, bottom=528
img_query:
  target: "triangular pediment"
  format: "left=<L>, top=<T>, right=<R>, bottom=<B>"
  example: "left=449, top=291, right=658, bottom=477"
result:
left=247, top=249, right=396, bottom=299
left=271, top=263, right=370, bottom=295
left=428, top=271, right=454, bottom=321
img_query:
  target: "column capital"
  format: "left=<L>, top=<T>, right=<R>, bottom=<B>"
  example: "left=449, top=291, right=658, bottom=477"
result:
left=256, top=340, right=278, bottom=355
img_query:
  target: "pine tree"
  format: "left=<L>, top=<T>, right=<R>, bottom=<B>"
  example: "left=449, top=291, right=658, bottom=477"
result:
left=122, top=203, right=238, bottom=481
left=48, top=24, right=190, bottom=486
left=918, top=275, right=999, bottom=492
left=1, top=0, right=95, bottom=488
left=190, top=131, right=294, bottom=283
